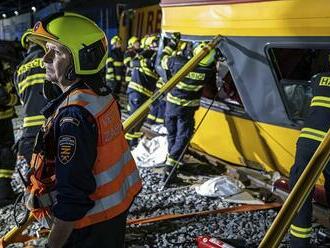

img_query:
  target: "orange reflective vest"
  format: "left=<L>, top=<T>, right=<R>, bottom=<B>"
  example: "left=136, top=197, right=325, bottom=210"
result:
left=29, top=88, right=142, bottom=229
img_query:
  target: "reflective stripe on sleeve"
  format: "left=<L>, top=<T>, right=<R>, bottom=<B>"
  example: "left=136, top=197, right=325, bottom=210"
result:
left=310, top=96, right=330, bottom=108
left=299, top=127, right=326, bottom=142
left=23, top=115, right=46, bottom=127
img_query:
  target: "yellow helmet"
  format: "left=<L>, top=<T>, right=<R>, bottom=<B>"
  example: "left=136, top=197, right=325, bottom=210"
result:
left=145, top=35, right=158, bottom=49
left=110, top=35, right=121, bottom=46
left=128, top=36, right=139, bottom=48
left=140, top=36, right=147, bottom=49
left=193, top=42, right=216, bottom=67
left=28, top=12, right=108, bottom=75
left=21, top=28, right=33, bottom=49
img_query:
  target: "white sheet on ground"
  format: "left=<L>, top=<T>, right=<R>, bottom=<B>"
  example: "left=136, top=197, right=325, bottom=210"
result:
left=131, top=136, right=168, bottom=167
left=195, top=176, right=245, bottom=197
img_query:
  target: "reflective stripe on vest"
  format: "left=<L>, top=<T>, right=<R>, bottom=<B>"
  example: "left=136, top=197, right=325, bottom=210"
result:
left=166, top=92, right=200, bottom=107
left=60, top=89, right=142, bottom=229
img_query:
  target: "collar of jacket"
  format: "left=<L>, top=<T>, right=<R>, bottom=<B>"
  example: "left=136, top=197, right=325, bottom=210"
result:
left=41, top=81, right=84, bottom=118
left=27, top=44, right=43, bottom=55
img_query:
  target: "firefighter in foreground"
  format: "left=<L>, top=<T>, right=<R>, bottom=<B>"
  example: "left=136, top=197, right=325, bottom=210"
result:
left=289, top=73, right=330, bottom=247
left=105, top=35, right=124, bottom=100
left=25, top=12, right=142, bottom=247
left=0, top=59, right=18, bottom=206
left=160, top=35, right=216, bottom=181
left=13, top=29, right=48, bottom=165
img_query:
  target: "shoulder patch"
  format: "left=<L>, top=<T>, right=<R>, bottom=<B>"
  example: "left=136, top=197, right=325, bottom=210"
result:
left=58, top=135, right=76, bottom=165
left=59, top=117, right=80, bottom=126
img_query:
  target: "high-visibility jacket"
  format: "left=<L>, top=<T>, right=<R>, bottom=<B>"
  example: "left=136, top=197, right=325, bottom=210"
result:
left=29, top=87, right=142, bottom=229
left=13, top=45, right=47, bottom=138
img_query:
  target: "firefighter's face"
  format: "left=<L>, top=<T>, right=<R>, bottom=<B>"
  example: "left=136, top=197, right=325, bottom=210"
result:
left=133, top=41, right=140, bottom=50
left=43, top=42, right=72, bottom=85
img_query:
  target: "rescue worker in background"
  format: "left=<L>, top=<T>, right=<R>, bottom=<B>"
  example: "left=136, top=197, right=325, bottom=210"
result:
left=146, top=41, right=188, bottom=127
left=125, top=35, right=159, bottom=147
left=0, top=59, right=18, bottom=206
left=140, top=35, right=148, bottom=50
left=160, top=35, right=216, bottom=182
left=26, top=12, right=142, bottom=247
left=289, top=73, right=330, bottom=247
left=105, top=35, right=124, bottom=100
left=146, top=77, right=166, bottom=126
left=13, top=29, right=52, bottom=166
left=123, top=36, right=140, bottom=94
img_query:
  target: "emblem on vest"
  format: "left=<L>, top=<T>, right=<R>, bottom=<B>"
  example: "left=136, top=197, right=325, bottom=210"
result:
left=58, top=135, right=76, bottom=164
left=319, top=77, right=330, bottom=87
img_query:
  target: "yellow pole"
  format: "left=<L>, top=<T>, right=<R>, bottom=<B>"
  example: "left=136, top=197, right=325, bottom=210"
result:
left=1, top=34, right=223, bottom=247
left=259, top=129, right=330, bottom=248
left=123, top=35, right=222, bottom=132
left=0, top=214, right=35, bottom=248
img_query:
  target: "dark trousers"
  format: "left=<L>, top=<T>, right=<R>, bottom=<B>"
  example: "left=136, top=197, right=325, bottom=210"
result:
left=127, top=92, right=148, bottom=147
left=289, top=143, right=330, bottom=247
left=107, top=80, right=121, bottom=100
left=63, top=210, right=128, bottom=248
left=165, top=111, right=195, bottom=161
left=147, top=99, right=166, bottom=125
left=0, top=118, right=15, bottom=172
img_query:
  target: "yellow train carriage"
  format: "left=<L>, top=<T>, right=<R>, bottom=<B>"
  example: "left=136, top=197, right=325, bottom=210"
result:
left=160, top=0, right=330, bottom=184
left=119, top=4, right=161, bottom=48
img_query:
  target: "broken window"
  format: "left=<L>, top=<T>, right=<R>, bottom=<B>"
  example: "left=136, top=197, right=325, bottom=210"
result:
left=268, top=47, right=330, bottom=122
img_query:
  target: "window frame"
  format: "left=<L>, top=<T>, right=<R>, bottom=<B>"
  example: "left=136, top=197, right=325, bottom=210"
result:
left=265, top=42, right=330, bottom=124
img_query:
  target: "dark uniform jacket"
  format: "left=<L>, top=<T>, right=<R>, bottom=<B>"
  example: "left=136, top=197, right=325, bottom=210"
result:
left=123, top=48, right=140, bottom=84
left=106, top=48, right=124, bottom=92
left=161, top=46, right=215, bottom=115
left=13, top=45, right=47, bottom=139
left=127, top=49, right=158, bottom=97
left=297, top=72, right=330, bottom=150
left=0, top=67, right=18, bottom=120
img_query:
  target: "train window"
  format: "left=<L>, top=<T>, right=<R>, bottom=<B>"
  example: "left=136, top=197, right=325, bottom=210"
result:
left=268, top=47, right=330, bottom=121
left=202, top=60, right=243, bottom=108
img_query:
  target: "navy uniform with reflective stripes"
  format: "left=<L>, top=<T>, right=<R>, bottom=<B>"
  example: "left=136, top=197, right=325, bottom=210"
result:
left=123, top=48, right=139, bottom=88
left=0, top=64, right=18, bottom=201
left=161, top=45, right=215, bottom=166
left=105, top=48, right=124, bottom=99
left=147, top=78, right=166, bottom=125
left=13, top=45, right=47, bottom=163
left=289, top=72, right=330, bottom=247
left=126, top=49, right=158, bottom=146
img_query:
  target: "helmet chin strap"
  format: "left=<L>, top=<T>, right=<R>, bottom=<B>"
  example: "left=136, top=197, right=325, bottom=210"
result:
left=65, top=64, right=77, bottom=82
